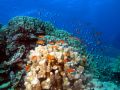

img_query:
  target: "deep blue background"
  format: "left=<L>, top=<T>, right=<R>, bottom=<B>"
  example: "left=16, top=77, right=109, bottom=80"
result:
left=0, top=0, right=120, bottom=55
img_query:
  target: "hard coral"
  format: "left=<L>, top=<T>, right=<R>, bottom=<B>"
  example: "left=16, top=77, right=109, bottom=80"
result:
left=24, top=44, right=86, bottom=90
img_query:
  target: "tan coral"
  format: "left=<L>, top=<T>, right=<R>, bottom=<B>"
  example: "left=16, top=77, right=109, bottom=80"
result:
left=41, top=78, right=51, bottom=89
left=24, top=44, right=87, bottom=90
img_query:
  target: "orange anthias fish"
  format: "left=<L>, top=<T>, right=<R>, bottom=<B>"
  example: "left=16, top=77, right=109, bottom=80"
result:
left=59, top=40, right=65, bottom=44
left=56, top=41, right=60, bottom=44
left=56, top=40, right=65, bottom=44
left=63, top=59, right=69, bottom=63
left=52, top=45, right=58, bottom=49
left=36, top=40, right=45, bottom=45
left=67, top=68, right=75, bottom=73
left=25, top=65, right=31, bottom=72
left=47, top=54, right=55, bottom=60
left=49, top=41, right=55, bottom=45
left=38, top=35, right=44, bottom=38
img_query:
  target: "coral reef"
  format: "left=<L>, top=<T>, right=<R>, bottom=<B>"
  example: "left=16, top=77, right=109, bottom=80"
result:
left=2, top=16, right=120, bottom=90
left=0, top=16, right=55, bottom=89
left=0, top=16, right=89, bottom=89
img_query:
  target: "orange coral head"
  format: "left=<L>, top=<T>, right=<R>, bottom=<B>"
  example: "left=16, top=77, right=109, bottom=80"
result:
left=47, top=54, right=55, bottom=61
left=25, top=65, right=30, bottom=72
left=49, top=41, right=55, bottom=45
left=52, top=45, right=58, bottom=49
left=56, top=41, right=60, bottom=44
left=67, top=68, right=75, bottom=73
left=36, top=40, right=45, bottom=45
left=56, top=40, right=65, bottom=44
left=59, top=40, right=65, bottom=44
left=63, top=59, right=68, bottom=63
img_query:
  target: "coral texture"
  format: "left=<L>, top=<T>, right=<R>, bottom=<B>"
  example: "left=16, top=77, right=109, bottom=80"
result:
left=24, top=43, right=86, bottom=90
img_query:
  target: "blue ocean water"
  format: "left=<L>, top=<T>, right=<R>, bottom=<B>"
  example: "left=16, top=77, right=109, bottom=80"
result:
left=0, top=0, right=120, bottom=89
left=0, top=0, right=120, bottom=51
